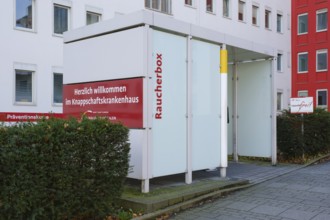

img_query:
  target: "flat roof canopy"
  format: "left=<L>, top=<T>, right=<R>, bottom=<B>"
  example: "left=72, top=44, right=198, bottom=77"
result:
left=64, top=10, right=275, bottom=62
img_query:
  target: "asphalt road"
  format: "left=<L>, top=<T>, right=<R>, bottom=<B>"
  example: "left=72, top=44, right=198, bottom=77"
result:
left=170, top=161, right=330, bottom=220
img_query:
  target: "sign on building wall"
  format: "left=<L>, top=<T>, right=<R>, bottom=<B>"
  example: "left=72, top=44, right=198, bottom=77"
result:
left=63, top=77, right=143, bottom=128
left=0, top=112, right=63, bottom=122
left=290, top=97, right=314, bottom=114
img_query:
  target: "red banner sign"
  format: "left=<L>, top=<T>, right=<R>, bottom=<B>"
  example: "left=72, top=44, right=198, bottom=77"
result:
left=0, top=112, right=63, bottom=122
left=63, top=78, right=143, bottom=128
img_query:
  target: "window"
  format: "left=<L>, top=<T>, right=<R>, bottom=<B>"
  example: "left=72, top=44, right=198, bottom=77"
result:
left=223, top=0, right=230, bottom=17
left=238, top=1, right=245, bottom=21
left=53, top=73, right=63, bottom=104
left=206, top=0, right=214, bottom=13
left=317, top=9, right=328, bottom=32
left=54, top=4, right=69, bottom=35
left=185, top=0, right=194, bottom=6
left=277, top=53, right=283, bottom=72
left=15, top=70, right=33, bottom=103
left=298, top=52, right=308, bottom=73
left=265, top=9, right=271, bottom=29
left=298, top=13, right=308, bottom=34
left=86, top=12, right=101, bottom=25
left=298, top=90, right=308, bottom=97
left=15, top=0, right=34, bottom=30
left=145, top=0, right=172, bottom=14
left=316, top=49, right=328, bottom=72
left=252, top=5, right=259, bottom=25
left=317, top=89, right=327, bottom=108
left=277, top=92, right=283, bottom=111
left=277, top=13, right=283, bottom=33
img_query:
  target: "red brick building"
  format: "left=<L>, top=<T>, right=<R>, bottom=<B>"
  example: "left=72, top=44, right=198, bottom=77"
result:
left=292, top=0, right=329, bottom=109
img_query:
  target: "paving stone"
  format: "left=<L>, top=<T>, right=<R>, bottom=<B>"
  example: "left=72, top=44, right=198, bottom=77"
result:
left=279, top=209, right=318, bottom=220
left=312, top=213, right=330, bottom=220
left=250, top=205, right=287, bottom=216
left=225, top=201, right=259, bottom=211
left=309, top=186, right=330, bottom=194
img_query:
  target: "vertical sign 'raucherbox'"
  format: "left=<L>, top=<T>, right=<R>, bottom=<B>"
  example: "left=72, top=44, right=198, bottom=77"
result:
left=63, top=77, right=143, bottom=128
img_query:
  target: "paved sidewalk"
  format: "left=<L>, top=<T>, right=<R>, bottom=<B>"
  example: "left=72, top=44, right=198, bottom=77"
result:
left=131, top=160, right=307, bottom=219
left=170, top=161, right=330, bottom=220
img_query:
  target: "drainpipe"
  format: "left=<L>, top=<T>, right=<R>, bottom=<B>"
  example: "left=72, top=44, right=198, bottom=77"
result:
left=220, top=45, right=228, bottom=177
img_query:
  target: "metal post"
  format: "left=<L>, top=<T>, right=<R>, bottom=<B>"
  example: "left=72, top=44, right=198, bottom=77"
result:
left=186, top=36, right=192, bottom=184
left=220, top=44, right=228, bottom=177
left=232, top=62, right=238, bottom=162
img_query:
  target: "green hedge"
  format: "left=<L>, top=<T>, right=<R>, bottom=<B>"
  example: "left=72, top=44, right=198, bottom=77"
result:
left=277, top=108, right=330, bottom=160
left=0, top=117, right=130, bottom=220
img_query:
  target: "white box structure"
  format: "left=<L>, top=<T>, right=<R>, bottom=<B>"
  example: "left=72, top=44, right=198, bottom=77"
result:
left=64, top=10, right=277, bottom=192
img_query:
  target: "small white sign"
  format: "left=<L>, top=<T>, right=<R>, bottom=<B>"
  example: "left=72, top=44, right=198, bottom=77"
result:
left=290, top=97, right=313, bottom=113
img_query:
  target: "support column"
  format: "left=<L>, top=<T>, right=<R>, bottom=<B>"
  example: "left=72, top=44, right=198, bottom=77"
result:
left=186, top=36, right=192, bottom=184
left=220, top=45, right=228, bottom=177
left=232, top=63, right=238, bottom=162
left=270, top=59, right=277, bottom=165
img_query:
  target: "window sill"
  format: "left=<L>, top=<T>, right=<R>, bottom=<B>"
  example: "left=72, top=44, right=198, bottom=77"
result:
left=206, top=11, right=216, bottom=15
left=184, top=4, right=196, bottom=9
left=316, top=29, right=328, bottom=33
left=14, top=27, right=37, bottom=33
left=14, top=102, right=36, bottom=106
left=316, top=69, right=328, bottom=72
left=298, top=71, right=308, bottom=74
left=52, top=33, right=65, bottom=38
left=145, top=7, right=172, bottom=16
left=53, top=103, right=63, bottom=107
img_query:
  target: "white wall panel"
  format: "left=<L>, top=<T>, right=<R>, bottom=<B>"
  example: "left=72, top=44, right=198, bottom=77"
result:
left=237, top=61, right=272, bottom=157
left=64, top=27, right=145, bottom=84
left=151, top=30, right=187, bottom=177
left=191, top=40, right=221, bottom=170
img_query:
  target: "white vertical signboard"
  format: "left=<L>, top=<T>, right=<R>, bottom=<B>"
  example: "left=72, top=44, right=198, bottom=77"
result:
left=152, top=30, right=187, bottom=177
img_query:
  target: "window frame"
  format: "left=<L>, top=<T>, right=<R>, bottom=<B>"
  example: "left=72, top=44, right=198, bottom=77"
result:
left=298, top=90, right=308, bottom=97
left=252, top=4, right=259, bottom=26
left=265, top=9, right=272, bottom=30
left=223, top=0, right=230, bottom=18
left=206, top=0, right=215, bottom=13
left=298, top=13, right=308, bottom=35
left=53, top=73, right=63, bottom=106
left=14, top=69, right=35, bottom=105
left=316, top=49, right=328, bottom=72
left=185, top=0, right=195, bottom=7
left=298, top=52, right=308, bottom=73
left=238, top=0, right=246, bottom=22
left=277, top=13, right=283, bottom=33
left=316, top=9, right=328, bottom=32
left=277, top=53, right=283, bottom=72
left=14, top=0, right=35, bottom=32
left=145, top=0, right=172, bottom=14
left=276, top=91, right=283, bottom=111
left=317, top=89, right=328, bottom=109
left=86, top=11, right=101, bottom=25
left=53, top=4, right=71, bottom=36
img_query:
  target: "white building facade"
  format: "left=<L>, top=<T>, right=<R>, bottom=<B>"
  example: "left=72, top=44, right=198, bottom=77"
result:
left=1, top=0, right=290, bottom=116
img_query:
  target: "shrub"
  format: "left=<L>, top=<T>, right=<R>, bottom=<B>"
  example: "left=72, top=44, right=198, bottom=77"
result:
left=277, top=108, right=330, bottom=160
left=0, top=117, right=130, bottom=220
